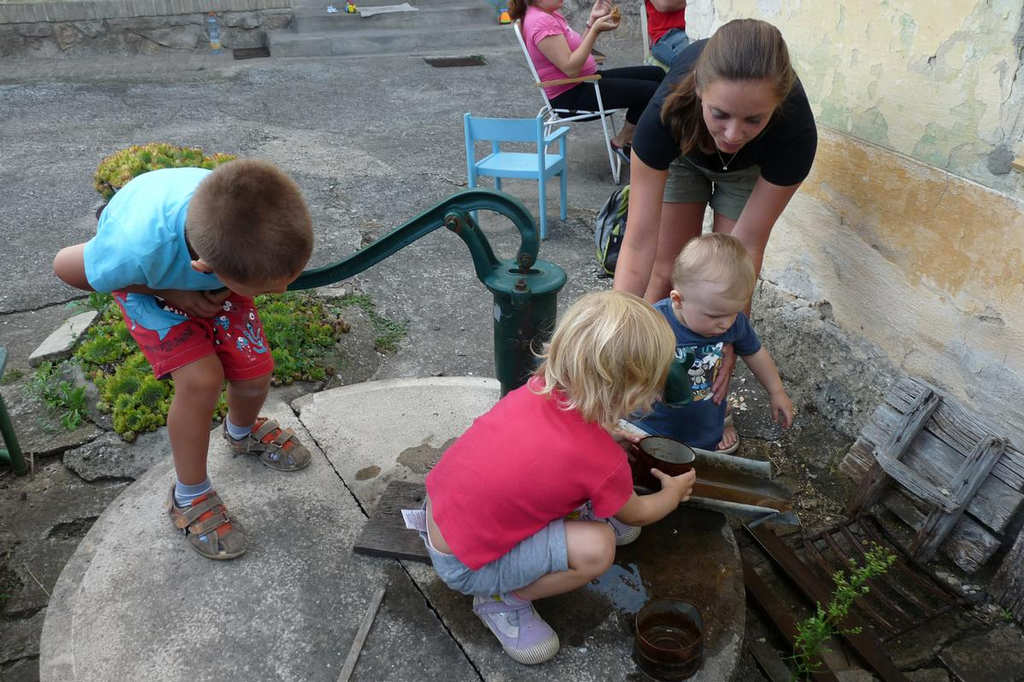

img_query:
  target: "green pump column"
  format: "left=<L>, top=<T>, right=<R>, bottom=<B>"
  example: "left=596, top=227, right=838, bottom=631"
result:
left=485, top=263, right=566, bottom=396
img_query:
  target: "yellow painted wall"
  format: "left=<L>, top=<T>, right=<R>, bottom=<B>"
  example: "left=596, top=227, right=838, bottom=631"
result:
left=687, top=1, right=1024, bottom=425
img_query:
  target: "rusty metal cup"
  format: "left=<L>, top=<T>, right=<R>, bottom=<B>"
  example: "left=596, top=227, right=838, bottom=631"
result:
left=633, top=599, right=704, bottom=680
left=629, top=436, right=696, bottom=491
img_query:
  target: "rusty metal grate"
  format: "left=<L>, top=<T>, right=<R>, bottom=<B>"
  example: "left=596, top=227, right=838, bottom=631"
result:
left=233, top=47, right=271, bottom=60
left=787, top=515, right=963, bottom=642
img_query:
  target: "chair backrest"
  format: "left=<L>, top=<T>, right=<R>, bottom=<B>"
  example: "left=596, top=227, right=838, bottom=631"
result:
left=464, top=112, right=545, bottom=146
left=512, top=20, right=554, bottom=110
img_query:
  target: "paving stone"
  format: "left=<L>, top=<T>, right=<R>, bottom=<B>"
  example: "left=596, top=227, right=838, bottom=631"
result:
left=905, top=668, right=950, bottom=682
left=28, top=311, right=97, bottom=367
left=938, top=623, right=1024, bottom=682
left=0, top=608, right=45, bottom=664
left=62, top=429, right=171, bottom=481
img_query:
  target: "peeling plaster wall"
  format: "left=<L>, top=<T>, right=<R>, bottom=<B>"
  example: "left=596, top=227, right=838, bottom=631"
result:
left=691, top=1, right=1024, bottom=429
left=699, top=0, right=1024, bottom=195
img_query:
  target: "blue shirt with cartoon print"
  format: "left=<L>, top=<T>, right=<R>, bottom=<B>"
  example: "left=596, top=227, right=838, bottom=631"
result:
left=632, top=297, right=762, bottom=450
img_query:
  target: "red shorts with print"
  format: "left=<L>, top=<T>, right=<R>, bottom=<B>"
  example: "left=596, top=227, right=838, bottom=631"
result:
left=113, top=291, right=275, bottom=381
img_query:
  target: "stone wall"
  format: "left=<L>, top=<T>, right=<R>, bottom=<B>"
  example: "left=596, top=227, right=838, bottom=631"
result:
left=0, top=0, right=291, bottom=55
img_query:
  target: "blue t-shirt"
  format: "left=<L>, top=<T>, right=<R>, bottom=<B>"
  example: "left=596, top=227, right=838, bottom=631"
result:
left=83, top=168, right=223, bottom=338
left=632, top=298, right=761, bottom=450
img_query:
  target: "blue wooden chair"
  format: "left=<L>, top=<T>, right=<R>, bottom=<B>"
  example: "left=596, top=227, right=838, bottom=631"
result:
left=464, top=112, right=570, bottom=239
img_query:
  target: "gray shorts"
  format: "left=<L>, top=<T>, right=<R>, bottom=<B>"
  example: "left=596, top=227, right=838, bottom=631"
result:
left=422, top=518, right=569, bottom=597
left=664, top=155, right=761, bottom=221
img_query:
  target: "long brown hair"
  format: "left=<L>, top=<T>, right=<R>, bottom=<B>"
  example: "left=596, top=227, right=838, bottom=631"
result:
left=508, top=0, right=531, bottom=22
left=661, top=19, right=796, bottom=155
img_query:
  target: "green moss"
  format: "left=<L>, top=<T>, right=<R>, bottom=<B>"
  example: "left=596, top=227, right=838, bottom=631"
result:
left=337, top=293, right=408, bottom=353
left=93, top=144, right=236, bottom=201
left=0, top=368, right=24, bottom=385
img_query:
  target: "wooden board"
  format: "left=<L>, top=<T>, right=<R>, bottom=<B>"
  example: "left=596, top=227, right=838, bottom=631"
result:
left=352, top=480, right=431, bottom=563
left=838, top=377, right=1023, bottom=574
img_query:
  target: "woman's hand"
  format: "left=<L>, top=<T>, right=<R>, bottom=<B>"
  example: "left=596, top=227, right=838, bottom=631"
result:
left=159, top=289, right=231, bottom=318
left=711, top=342, right=735, bottom=404
left=591, top=12, right=619, bottom=32
left=588, top=0, right=611, bottom=26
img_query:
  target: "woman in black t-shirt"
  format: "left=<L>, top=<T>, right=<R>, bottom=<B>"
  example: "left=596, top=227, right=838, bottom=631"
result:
left=614, top=19, right=817, bottom=304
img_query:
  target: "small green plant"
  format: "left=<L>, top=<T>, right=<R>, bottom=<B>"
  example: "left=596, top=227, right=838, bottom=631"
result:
left=29, top=362, right=88, bottom=430
left=1000, top=607, right=1015, bottom=623
left=790, top=544, right=897, bottom=680
left=93, top=143, right=236, bottom=201
left=0, top=368, right=24, bottom=385
left=338, top=293, right=408, bottom=353
left=255, top=292, right=349, bottom=383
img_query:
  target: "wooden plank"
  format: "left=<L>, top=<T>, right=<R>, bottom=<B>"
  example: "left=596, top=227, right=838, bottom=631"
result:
left=880, top=490, right=1003, bottom=574
left=911, top=438, right=1007, bottom=561
left=855, top=401, right=1022, bottom=531
left=886, top=377, right=1024, bottom=489
left=352, top=480, right=431, bottom=563
left=743, top=560, right=840, bottom=682
left=747, top=639, right=797, bottom=682
left=942, top=516, right=1003, bottom=574
left=746, top=526, right=907, bottom=682
left=897, top=431, right=1020, bottom=532
left=991, top=531, right=1024, bottom=620
left=847, top=390, right=941, bottom=516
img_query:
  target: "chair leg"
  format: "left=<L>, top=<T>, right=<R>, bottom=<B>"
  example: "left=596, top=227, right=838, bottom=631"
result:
left=599, top=111, right=621, bottom=184
left=0, top=394, right=27, bottom=476
left=538, top=175, right=548, bottom=240
left=494, top=177, right=502, bottom=192
left=559, top=170, right=567, bottom=221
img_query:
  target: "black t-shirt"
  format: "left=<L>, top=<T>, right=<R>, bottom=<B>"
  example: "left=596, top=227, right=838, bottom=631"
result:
left=632, top=39, right=818, bottom=186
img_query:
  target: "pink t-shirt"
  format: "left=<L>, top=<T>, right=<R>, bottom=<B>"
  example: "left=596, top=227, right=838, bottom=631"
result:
left=425, top=378, right=634, bottom=570
left=522, top=6, right=598, bottom=100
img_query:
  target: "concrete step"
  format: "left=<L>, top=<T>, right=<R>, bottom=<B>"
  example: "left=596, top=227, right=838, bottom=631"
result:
left=269, top=23, right=514, bottom=57
left=292, top=4, right=498, bottom=33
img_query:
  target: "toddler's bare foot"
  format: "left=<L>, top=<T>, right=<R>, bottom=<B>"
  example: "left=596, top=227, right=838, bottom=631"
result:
left=716, top=422, right=738, bottom=452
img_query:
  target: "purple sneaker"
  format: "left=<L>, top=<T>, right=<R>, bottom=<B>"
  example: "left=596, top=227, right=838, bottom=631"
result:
left=472, top=593, right=560, bottom=664
left=570, top=501, right=641, bottom=546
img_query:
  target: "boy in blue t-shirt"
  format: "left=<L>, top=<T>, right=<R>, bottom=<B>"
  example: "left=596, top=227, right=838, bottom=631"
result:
left=631, top=233, right=793, bottom=453
left=53, top=160, right=314, bottom=560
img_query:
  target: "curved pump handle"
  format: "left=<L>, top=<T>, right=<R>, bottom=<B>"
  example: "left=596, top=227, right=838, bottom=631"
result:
left=290, top=189, right=540, bottom=291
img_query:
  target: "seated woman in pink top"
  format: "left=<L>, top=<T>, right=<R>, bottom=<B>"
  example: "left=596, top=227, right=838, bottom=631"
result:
left=511, top=0, right=665, bottom=155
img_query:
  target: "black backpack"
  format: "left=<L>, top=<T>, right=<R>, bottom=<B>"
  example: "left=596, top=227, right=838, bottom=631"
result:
left=594, top=185, right=629, bottom=276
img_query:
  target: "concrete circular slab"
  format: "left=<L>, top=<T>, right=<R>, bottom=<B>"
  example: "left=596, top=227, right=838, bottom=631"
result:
left=42, top=378, right=743, bottom=681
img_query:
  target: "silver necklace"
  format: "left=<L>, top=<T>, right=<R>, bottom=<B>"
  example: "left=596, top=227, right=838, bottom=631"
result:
left=716, top=148, right=739, bottom=171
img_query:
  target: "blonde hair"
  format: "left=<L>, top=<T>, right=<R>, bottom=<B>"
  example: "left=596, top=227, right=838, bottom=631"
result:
left=672, top=233, right=757, bottom=303
left=533, top=290, right=676, bottom=429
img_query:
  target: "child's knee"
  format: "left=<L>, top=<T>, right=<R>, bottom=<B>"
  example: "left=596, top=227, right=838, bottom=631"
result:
left=570, top=523, right=616, bottom=576
left=172, top=360, right=225, bottom=402
left=228, top=372, right=272, bottom=398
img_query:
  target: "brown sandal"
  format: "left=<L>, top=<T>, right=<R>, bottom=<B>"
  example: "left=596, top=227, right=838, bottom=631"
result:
left=223, top=417, right=312, bottom=471
left=166, top=486, right=247, bottom=560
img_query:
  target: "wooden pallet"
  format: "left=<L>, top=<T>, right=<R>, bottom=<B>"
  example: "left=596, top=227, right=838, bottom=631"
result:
left=841, top=377, right=1019, bottom=573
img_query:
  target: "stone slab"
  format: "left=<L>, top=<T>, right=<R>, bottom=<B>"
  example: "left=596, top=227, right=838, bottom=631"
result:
left=40, top=397, right=476, bottom=681
left=28, top=310, right=97, bottom=367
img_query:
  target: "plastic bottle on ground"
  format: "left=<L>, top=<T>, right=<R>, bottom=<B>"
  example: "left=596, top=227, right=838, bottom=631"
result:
left=207, top=12, right=222, bottom=54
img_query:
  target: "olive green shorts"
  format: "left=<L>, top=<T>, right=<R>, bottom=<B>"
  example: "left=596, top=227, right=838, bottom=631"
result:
left=663, top=156, right=761, bottom=221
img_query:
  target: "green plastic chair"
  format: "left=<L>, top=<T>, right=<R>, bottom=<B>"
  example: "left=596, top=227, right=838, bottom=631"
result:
left=0, top=347, right=28, bottom=475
